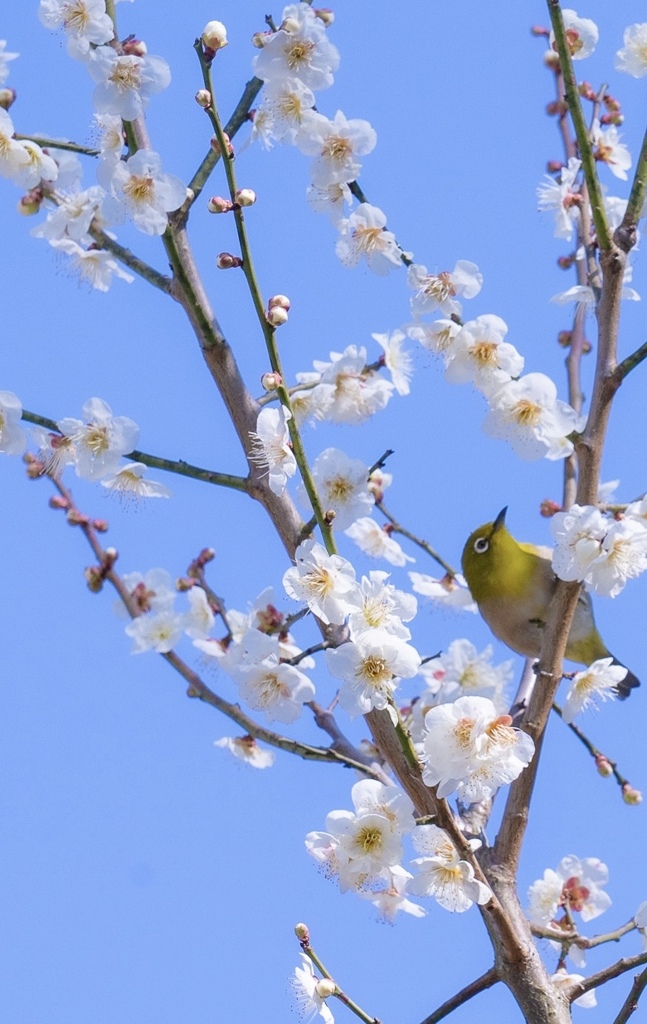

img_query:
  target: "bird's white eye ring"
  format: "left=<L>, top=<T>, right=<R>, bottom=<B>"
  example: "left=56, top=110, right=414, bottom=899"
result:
left=474, top=537, right=489, bottom=553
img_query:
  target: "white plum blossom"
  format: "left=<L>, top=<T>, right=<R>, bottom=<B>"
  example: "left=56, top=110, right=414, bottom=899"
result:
left=125, top=609, right=185, bottom=653
left=283, top=539, right=359, bottom=624
left=551, top=263, right=640, bottom=306
left=483, top=372, right=580, bottom=461
left=291, top=954, right=335, bottom=1024
left=407, top=260, right=482, bottom=318
left=345, top=518, right=414, bottom=566
left=248, top=405, right=296, bottom=496
left=296, top=110, right=376, bottom=187
left=0, top=110, right=30, bottom=181
left=350, top=779, right=415, bottom=835
left=407, top=319, right=461, bottom=360
left=86, top=46, right=171, bottom=121
left=527, top=868, right=564, bottom=926
left=537, top=157, right=582, bottom=240
left=591, top=120, right=632, bottom=181
left=231, top=638, right=315, bottom=723
left=11, top=141, right=59, bottom=190
left=58, top=397, right=139, bottom=480
left=407, top=824, right=492, bottom=913
left=549, top=10, right=599, bottom=60
left=49, top=238, right=134, bottom=291
left=359, top=866, right=426, bottom=922
left=102, top=150, right=186, bottom=235
left=345, top=571, right=417, bottom=641
left=325, top=633, right=421, bottom=717
left=335, top=204, right=402, bottom=275
left=300, top=447, right=374, bottom=530
left=615, top=23, right=647, bottom=78
left=420, top=639, right=513, bottom=707
left=0, top=41, right=19, bottom=85
left=256, top=77, right=316, bottom=145
left=409, top=571, right=478, bottom=613
left=311, top=345, right=394, bottom=424
left=46, top=147, right=83, bottom=191
left=635, top=901, right=647, bottom=948
left=100, top=462, right=172, bottom=500
left=562, top=658, right=627, bottom=723
left=183, top=587, right=216, bottom=641
left=33, top=186, right=106, bottom=244
left=422, top=695, right=535, bottom=801
left=551, top=504, right=608, bottom=581
left=94, top=113, right=125, bottom=187
left=214, top=735, right=275, bottom=769
left=371, top=330, right=414, bottom=395
left=120, top=568, right=176, bottom=615
left=253, top=7, right=340, bottom=91
left=306, top=181, right=352, bottom=223
left=445, top=315, right=524, bottom=393
left=550, top=970, right=597, bottom=1009
left=29, top=426, right=76, bottom=476
left=528, top=855, right=611, bottom=926
left=38, top=0, right=113, bottom=59
left=551, top=505, right=647, bottom=596
left=305, top=829, right=357, bottom=892
left=587, top=518, right=647, bottom=597
left=0, top=391, right=27, bottom=456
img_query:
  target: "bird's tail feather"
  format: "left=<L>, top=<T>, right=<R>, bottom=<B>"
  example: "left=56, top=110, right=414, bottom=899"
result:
left=611, top=657, right=640, bottom=700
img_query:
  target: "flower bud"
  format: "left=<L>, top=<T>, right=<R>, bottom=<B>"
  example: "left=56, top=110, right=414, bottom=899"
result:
left=18, top=191, right=43, bottom=216
left=104, top=547, right=118, bottom=566
left=557, top=255, right=574, bottom=269
left=195, top=89, right=212, bottom=108
left=85, top=566, right=104, bottom=593
left=92, top=519, right=109, bottom=533
left=266, top=305, right=289, bottom=327
left=546, top=160, right=563, bottom=174
left=603, top=94, right=621, bottom=113
left=261, top=371, right=282, bottom=391
left=49, top=495, right=70, bottom=510
left=315, top=979, right=336, bottom=999
left=543, top=50, right=560, bottom=70
left=66, top=509, right=90, bottom=526
left=251, top=31, right=269, bottom=48
left=557, top=330, right=572, bottom=348
left=176, top=576, right=195, bottom=592
left=0, top=87, right=16, bottom=110
left=202, top=20, right=228, bottom=52
left=234, top=188, right=256, bottom=207
left=208, top=195, right=233, bottom=214
left=280, top=16, right=300, bottom=33
left=546, top=100, right=567, bottom=117
left=216, top=251, right=242, bottom=269
left=622, top=784, right=643, bottom=805
left=314, top=8, right=335, bottom=26
left=268, top=294, right=290, bottom=311
left=600, top=112, right=624, bottom=127
left=578, top=81, right=596, bottom=101
left=122, top=36, right=147, bottom=57
left=540, top=499, right=562, bottom=518
left=210, top=132, right=234, bottom=157
left=294, top=923, right=310, bottom=942
left=199, top=547, right=216, bottom=564
left=595, top=754, right=613, bottom=777
left=531, top=25, right=549, bottom=37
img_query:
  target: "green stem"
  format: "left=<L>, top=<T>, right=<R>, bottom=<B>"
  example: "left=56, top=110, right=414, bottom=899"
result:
left=20, top=410, right=249, bottom=492
left=546, top=0, right=611, bottom=250
left=197, top=43, right=336, bottom=554
left=616, top=124, right=647, bottom=253
left=15, top=135, right=99, bottom=157
left=614, top=339, right=647, bottom=383
left=89, top=225, right=173, bottom=294
left=301, top=945, right=379, bottom=1024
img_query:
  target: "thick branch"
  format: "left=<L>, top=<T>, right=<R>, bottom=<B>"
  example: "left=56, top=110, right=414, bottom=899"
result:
left=418, top=967, right=499, bottom=1024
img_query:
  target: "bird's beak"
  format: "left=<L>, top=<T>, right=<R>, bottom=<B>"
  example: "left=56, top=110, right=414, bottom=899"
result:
left=493, top=507, right=508, bottom=532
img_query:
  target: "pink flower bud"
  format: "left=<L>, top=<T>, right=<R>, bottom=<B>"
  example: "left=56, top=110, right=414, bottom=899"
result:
left=210, top=132, right=234, bottom=157
left=234, top=188, right=256, bottom=207
left=595, top=754, right=613, bottom=777
left=531, top=25, right=549, bottom=37
left=49, top=495, right=70, bottom=510
left=93, top=519, right=109, bottom=533
left=176, top=577, right=195, bottom=592
left=546, top=160, right=563, bottom=173
left=266, top=305, right=289, bottom=327
left=540, top=499, right=562, bottom=518
left=268, top=294, right=290, bottom=311
left=199, top=547, right=216, bottom=564
left=543, top=50, right=560, bottom=70
left=216, top=252, right=242, bottom=269
left=122, top=36, right=147, bottom=57
left=0, top=87, right=16, bottom=110
left=195, top=89, right=212, bottom=108
left=66, top=509, right=90, bottom=526
left=622, top=784, right=643, bottom=805
left=18, top=189, right=43, bottom=216
left=261, top=371, right=282, bottom=391
left=208, top=196, right=233, bottom=214
left=85, top=567, right=104, bottom=593
left=314, top=8, right=335, bottom=27
left=202, top=20, right=228, bottom=51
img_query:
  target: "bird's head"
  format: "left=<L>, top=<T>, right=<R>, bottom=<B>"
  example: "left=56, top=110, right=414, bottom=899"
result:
left=461, top=507, right=521, bottom=602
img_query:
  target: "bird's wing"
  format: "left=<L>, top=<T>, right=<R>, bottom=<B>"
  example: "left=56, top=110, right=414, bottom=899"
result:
left=518, top=541, right=554, bottom=562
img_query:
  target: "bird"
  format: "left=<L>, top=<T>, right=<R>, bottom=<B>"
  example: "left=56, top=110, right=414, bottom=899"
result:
left=461, top=507, right=640, bottom=699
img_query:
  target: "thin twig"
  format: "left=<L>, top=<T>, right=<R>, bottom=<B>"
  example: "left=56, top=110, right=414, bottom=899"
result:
left=553, top=702, right=631, bottom=791
left=567, top=953, right=647, bottom=1001
left=15, top=134, right=100, bottom=156
left=376, top=500, right=457, bottom=576
left=611, top=967, right=647, bottom=1024
left=614, top=340, right=647, bottom=384
left=418, top=967, right=499, bottom=1024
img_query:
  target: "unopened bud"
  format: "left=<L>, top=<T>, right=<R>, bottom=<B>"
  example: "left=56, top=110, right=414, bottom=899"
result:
left=0, top=87, right=16, bottom=110
left=531, top=25, right=549, bottom=37
left=280, top=16, right=300, bottom=33
left=543, top=49, right=560, bottom=70
left=268, top=294, right=291, bottom=311
left=210, top=132, right=233, bottom=157
left=234, top=187, right=256, bottom=207
left=122, top=36, right=147, bottom=56
left=582, top=339, right=592, bottom=354
left=104, top=547, right=118, bottom=566
left=208, top=195, right=233, bottom=214
left=266, top=305, right=289, bottom=327
left=557, top=330, right=573, bottom=348
left=595, top=754, right=613, bottom=777
left=261, top=371, right=282, bottom=391
left=216, top=251, right=242, bottom=269
left=85, top=566, right=104, bottom=593
left=546, top=100, right=566, bottom=117
left=18, top=190, right=43, bottom=216
left=578, top=81, right=596, bottom=101
left=202, top=20, right=229, bottom=52
left=324, top=509, right=336, bottom=525
left=557, top=255, right=574, bottom=269
left=93, top=518, right=109, bottom=532
left=199, top=547, right=216, bottom=564
left=314, top=8, right=334, bottom=27
left=195, top=89, right=212, bottom=108
left=315, top=979, right=336, bottom=999
left=603, top=94, right=621, bottom=113
left=66, top=509, right=90, bottom=526
left=49, top=495, right=70, bottom=510
left=622, top=783, right=643, bottom=805
left=294, top=923, right=310, bottom=941
left=176, top=576, right=195, bottom=592
left=25, top=459, right=44, bottom=478
left=540, top=499, right=562, bottom=518
left=546, top=160, right=563, bottom=174
left=600, top=112, right=624, bottom=126
left=251, top=31, right=269, bottom=48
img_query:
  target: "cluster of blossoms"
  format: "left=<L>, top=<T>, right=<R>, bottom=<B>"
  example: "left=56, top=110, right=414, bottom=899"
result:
left=410, top=639, right=513, bottom=724
left=0, top=391, right=170, bottom=499
left=305, top=779, right=491, bottom=918
left=528, top=854, right=611, bottom=969
left=551, top=503, right=647, bottom=598
left=121, top=568, right=216, bottom=654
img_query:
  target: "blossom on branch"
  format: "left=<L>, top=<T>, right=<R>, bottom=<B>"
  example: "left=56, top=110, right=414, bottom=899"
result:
left=325, top=632, right=421, bottom=716
left=296, top=110, right=376, bottom=187
left=537, top=157, right=582, bottom=240
left=253, top=4, right=340, bottom=91
left=335, top=204, right=402, bottom=275
left=345, top=518, right=414, bottom=566
left=58, top=397, right=139, bottom=480
left=38, top=0, right=114, bottom=59
left=482, top=372, right=580, bottom=461
left=549, top=10, right=598, bottom=60
left=49, top=239, right=135, bottom=291
left=100, top=462, right=172, bottom=501
left=407, top=824, right=492, bottom=912
left=409, top=571, right=477, bottom=613
left=615, top=23, right=647, bottom=78
left=299, top=447, right=374, bottom=530
left=562, top=658, right=626, bottom=722
left=214, top=736, right=275, bottom=769
left=248, top=405, right=297, bottom=496
left=283, top=538, right=359, bottom=624
left=85, top=46, right=171, bottom=121
left=102, top=149, right=186, bottom=235
left=407, top=260, right=482, bottom=318
left=0, top=391, right=27, bottom=456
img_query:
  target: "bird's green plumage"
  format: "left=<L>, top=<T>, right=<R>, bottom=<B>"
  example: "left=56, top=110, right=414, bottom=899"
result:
left=461, top=508, right=639, bottom=699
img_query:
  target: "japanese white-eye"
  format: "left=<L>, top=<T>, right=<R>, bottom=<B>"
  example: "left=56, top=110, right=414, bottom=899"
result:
left=461, top=507, right=639, bottom=699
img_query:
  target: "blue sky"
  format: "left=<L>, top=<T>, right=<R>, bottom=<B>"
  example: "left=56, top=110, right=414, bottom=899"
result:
left=2, top=3, right=647, bottom=1022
